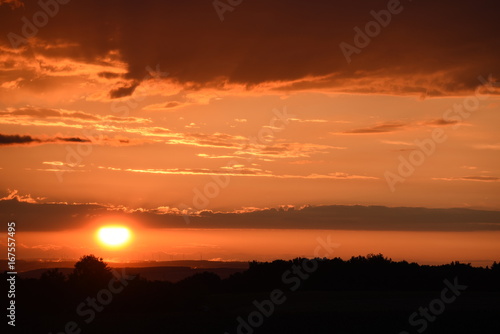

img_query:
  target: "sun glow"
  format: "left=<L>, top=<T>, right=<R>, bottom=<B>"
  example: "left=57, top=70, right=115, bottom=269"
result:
left=97, top=226, right=132, bottom=248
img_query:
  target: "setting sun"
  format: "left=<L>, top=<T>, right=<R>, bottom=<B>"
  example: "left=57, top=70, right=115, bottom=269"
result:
left=97, top=226, right=132, bottom=247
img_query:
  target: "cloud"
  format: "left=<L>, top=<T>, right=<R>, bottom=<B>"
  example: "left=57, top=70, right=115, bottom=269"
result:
left=0, top=133, right=92, bottom=146
left=196, top=153, right=239, bottom=159
left=0, top=189, right=42, bottom=203
left=235, top=142, right=343, bottom=160
left=290, top=118, right=329, bottom=123
left=95, top=164, right=377, bottom=181
left=339, top=122, right=407, bottom=134
left=288, top=160, right=324, bottom=165
left=29, top=244, right=63, bottom=251
left=472, top=143, right=500, bottom=150
left=424, top=119, right=460, bottom=126
left=55, top=136, right=90, bottom=143
left=109, top=81, right=139, bottom=98
left=0, top=133, right=39, bottom=145
left=338, top=118, right=461, bottom=135
left=433, top=176, right=500, bottom=182
left=380, top=140, right=414, bottom=146
left=0, top=132, right=150, bottom=147
left=143, top=101, right=183, bottom=110
left=1, top=0, right=499, bottom=97
left=98, top=71, right=123, bottom=79
left=0, top=107, right=152, bottom=127
left=2, top=193, right=500, bottom=232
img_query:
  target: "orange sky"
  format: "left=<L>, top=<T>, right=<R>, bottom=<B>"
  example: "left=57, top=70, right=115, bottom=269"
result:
left=1, top=0, right=499, bottom=265
left=14, top=229, right=500, bottom=268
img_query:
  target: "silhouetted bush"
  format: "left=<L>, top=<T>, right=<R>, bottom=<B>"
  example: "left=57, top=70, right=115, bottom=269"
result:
left=68, top=254, right=113, bottom=295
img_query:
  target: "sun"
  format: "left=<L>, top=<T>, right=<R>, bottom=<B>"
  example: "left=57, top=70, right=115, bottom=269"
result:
left=97, top=226, right=132, bottom=248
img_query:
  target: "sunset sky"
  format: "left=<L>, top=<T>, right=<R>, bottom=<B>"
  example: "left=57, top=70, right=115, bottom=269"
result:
left=1, top=0, right=499, bottom=266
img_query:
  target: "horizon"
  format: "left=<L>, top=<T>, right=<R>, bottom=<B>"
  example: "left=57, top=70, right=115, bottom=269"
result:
left=7, top=252, right=499, bottom=269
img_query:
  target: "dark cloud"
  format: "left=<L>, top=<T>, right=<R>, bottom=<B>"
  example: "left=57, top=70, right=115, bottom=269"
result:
left=1, top=196, right=500, bottom=232
left=54, top=136, right=91, bottom=143
left=424, top=119, right=459, bottom=126
left=109, top=81, right=140, bottom=98
left=0, top=133, right=90, bottom=146
left=342, top=122, right=407, bottom=134
left=98, top=71, right=123, bottom=79
left=164, top=102, right=181, bottom=108
left=1, top=0, right=499, bottom=96
left=0, top=133, right=39, bottom=145
left=340, top=118, right=460, bottom=134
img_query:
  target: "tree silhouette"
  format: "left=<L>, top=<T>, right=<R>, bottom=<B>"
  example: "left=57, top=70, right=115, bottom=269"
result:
left=68, top=254, right=113, bottom=293
left=11, top=254, right=500, bottom=333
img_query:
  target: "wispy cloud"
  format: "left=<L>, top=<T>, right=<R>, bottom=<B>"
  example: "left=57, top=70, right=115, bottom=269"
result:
left=472, top=143, right=500, bottom=150
left=423, top=119, right=460, bottom=126
left=235, top=142, right=343, bottom=160
left=0, top=189, right=43, bottom=203
left=336, top=118, right=461, bottom=135
left=288, top=160, right=324, bottom=165
left=338, top=121, right=407, bottom=134
left=0, top=107, right=152, bottom=126
left=95, top=165, right=377, bottom=180
left=433, top=176, right=500, bottom=182
left=290, top=118, right=329, bottom=123
left=380, top=140, right=414, bottom=146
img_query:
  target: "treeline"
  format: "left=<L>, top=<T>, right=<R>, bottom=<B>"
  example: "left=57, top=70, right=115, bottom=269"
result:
left=223, top=254, right=500, bottom=292
left=15, top=254, right=500, bottom=295
left=3, top=254, right=500, bottom=333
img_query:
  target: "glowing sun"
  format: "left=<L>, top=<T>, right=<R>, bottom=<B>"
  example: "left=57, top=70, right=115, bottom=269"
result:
left=97, top=226, right=132, bottom=247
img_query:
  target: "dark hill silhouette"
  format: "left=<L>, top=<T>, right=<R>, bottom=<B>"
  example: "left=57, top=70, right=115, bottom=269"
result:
left=4, top=254, right=499, bottom=334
